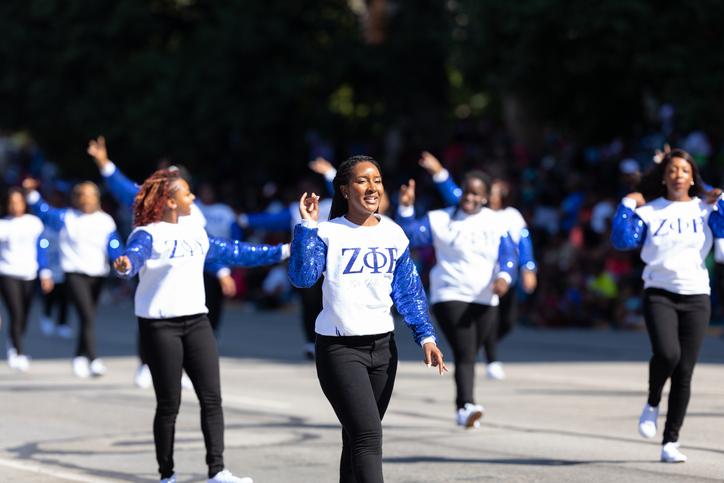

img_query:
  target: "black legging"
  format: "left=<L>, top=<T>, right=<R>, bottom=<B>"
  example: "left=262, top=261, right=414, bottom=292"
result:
left=203, top=272, right=224, bottom=332
left=65, top=273, right=104, bottom=360
left=316, top=332, right=397, bottom=483
left=0, top=276, right=35, bottom=354
left=643, top=288, right=709, bottom=444
left=433, top=301, right=497, bottom=409
left=483, top=289, right=517, bottom=363
left=43, top=281, right=68, bottom=326
left=298, top=278, right=324, bottom=343
left=139, top=313, right=224, bottom=479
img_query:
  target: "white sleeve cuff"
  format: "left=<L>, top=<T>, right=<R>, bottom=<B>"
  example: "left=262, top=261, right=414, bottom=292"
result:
left=39, top=269, right=53, bottom=280
left=26, top=190, right=40, bottom=205
left=100, top=161, right=117, bottom=177
left=301, top=220, right=318, bottom=229
left=324, top=168, right=337, bottom=182
left=216, top=267, right=231, bottom=278
left=621, top=197, right=638, bottom=210
left=432, top=168, right=450, bottom=183
left=419, top=336, right=436, bottom=347
left=281, top=243, right=291, bottom=260
left=237, top=213, right=249, bottom=228
left=398, top=205, right=415, bottom=218
left=496, top=272, right=513, bottom=285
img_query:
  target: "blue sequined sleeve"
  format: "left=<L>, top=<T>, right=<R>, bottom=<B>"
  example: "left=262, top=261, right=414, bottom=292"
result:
left=29, top=195, right=67, bottom=232
left=498, top=233, right=518, bottom=281
left=708, top=198, right=724, bottom=238
left=397, top=213, right=434, bottom=248
left=117, top=230, right=153, bottom=278
left=245, top=209, right=293, bottom=231
left=206, top=236, right=283, bottom=267
left=611, top=202, right=647, bottom=250
left=435, top=176, right=463, bottom=207
left=105, top=167, right=140, bottom=208
left=288, top=224, right=327, bottom=288
left=518, top=228, right=537, bottom=272
left=36, top=235, right=49, bottom=272
left=391, top=247, right=436, bottom=345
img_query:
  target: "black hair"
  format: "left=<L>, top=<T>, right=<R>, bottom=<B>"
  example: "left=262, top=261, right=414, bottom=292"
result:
left=2, top=187, right=27, bottom=216
left=451, top=170, right=491, bottom=218
left=637, top=149, right=705, bottom=202
left=329, top=155, right=381, bottom=220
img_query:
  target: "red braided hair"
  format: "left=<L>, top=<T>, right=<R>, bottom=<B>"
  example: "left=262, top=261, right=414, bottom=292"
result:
left=132, top=169, right=182, bottom=227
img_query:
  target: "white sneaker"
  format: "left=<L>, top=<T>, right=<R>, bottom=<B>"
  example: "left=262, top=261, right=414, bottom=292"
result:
left=208, top=469, right=253, bottom=483
left=55, top=325, right=74, bottom=339
left=160, top=474, right=176, bottom=483
left=486, top=361, right=506, bottom=380
left=14, top=354, right=30, bottom=372
left=456, top=402, right=484, bottom=428
left=7, top=347, right=19, bottom=369
left=40, top=317, right=55, bottom=336
left=181, top=371, right=193, bottom=390
left=661, top=442, right=687, bottom=463
left=135, top=364, right=152, bottom=389
left=89, top=358, right=107, bottom=377
left=72, top=356, right=90, bottom=378
left=638, top=403, right=658, bottom=439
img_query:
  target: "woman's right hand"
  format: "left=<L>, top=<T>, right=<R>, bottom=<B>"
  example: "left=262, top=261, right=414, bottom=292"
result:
left=299, top=192, right=320, bottom=222
left=87, top=135, right=110, bottom=169
left=624, top=192, right=645, bottom=207
left=22, top=177, right=39, bottom=192
left=399, top=179, right=416, bottom=207
left=418, top=151, right=443, bottom=175
left=113, top=256, right=132, bottom=274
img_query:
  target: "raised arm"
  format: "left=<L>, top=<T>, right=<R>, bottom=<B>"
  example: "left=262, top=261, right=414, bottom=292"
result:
left=419, top=151, right=462, bottom=207
left=88, top=136, right=139, bottom=208
left=114, top=230, right=153, bottom=278
left=611, top=196, right=647, bottom=250
left=308, top=157, right=337, bottom=196
left=396, top=179, right=434, bottom=247
left=23, top=182, right=66, bottom=232
left=206, top=236, right=287, bottom=268
left=390, top=247, right=436, bottom=346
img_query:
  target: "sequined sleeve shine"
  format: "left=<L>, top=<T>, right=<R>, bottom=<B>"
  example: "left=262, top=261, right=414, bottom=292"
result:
left=611, top=203, right=647, bottom=250
left=207, top=236, right=284, bottom=267
left=288, top=224, right=327, bottom=288
left=391, top=248, right=436, bottom=345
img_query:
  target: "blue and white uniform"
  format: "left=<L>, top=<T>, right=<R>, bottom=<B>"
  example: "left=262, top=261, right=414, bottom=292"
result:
left=119, top=222, right=287, bottom=318
left=0, top=214, right=50, bottom=281
left=288, top=215, right=435, bottom=345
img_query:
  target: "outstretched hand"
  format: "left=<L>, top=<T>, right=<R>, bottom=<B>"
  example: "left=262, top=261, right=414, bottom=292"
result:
left=399, top=179, right=416, bottom=207
left=87, top=136, right=110, bottom=169
left=299, top=192, right=320, bottom=222
left=418, top=151, right=443, bottom=175
left=653, top=144, right=671, bottom=164
left=113, top=256, right=131, bottom=274
left=423, top=342, right=448, bottom=375
left=22, top=177, right=39, bottom=191
left=308, top=157, right=334, bottom=176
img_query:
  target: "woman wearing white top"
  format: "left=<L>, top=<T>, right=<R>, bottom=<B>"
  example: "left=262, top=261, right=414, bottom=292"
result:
left=114, top=168, right=287, bottom=483
left=289, top=155, right=447, bottom=483
left=612, top=148, right=724, bottom=463
left=0, top=187, right=54, bottom=371
left=23, top=178, right=124, bottom=378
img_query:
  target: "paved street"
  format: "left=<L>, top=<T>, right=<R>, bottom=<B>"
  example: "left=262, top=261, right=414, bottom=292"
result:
left=2, top=298, right=723, bottom=482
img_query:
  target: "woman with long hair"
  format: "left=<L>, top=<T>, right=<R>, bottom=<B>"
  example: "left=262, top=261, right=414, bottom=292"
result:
left=612, top=148, right=724, bottom=463
left=397, top=169, right=517, bottom=428
left=113, top=168, right=288, bottom=483
left=289, top=155, right=447, bottom=483
left=0, top=187, right=54, bottom=371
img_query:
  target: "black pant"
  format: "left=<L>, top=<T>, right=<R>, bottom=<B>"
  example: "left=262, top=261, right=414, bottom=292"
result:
left=482, top=290, right=517, bottom=363
left=643, top=288, right=709, bottom=444
left=298, top=278, right=324, bottom=343
left=203, top=272, right=224, bottom=333
left=714, top=262, right=724, bottom=318
left=433, top=301, right=497, bottom=409
left=0, top=276, right=35, bottom=354
left=65, top=273, right=104, bottom=360
left=43, top=281, right=68, bottom=326
left=139, top=313, right=224, bottom=479
left=316, top=332, right=397, bottom=483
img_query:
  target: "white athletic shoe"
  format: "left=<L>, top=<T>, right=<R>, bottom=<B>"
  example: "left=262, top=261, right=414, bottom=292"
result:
left=7, top=347, right=19, bottom=369
left=181, top=371, right=193, bottom=390
left=14, top=354, right=30, bottom=372
left=55, top=325, right=74, bottom=339
left=208, top=469, right=253, bottom=483
left=89, top=358, right=107, bottom=377
left=72, top=356, right=91, bottom=378
left=661, top=442, right=687, bottom=463
left=456, top=402, right=484, bottom=428
left=638, top=403, right=658, bottom=439
left=486, top=361, right=506, bottom=380
left=135, top=364, right=152, bottom=389
left=160, top=474, right=176, bottom=483
left=40, top=317, right=55, bottom=336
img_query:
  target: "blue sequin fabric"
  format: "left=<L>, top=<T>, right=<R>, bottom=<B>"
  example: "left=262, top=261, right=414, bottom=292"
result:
left=207, top=236, right=284, bottom=267
left=288, top=224, right=327, bottom=288
left=611, top=202, right=647, bottom=250
left=391, top=248, right=436, bottom=345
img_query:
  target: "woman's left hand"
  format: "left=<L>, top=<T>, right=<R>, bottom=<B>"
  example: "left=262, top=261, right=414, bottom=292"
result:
left=40, top=276, right=54, bottom=294
left=493, top=278, right=510, bottom=296
left=423, top=342, right=448, bottom=375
